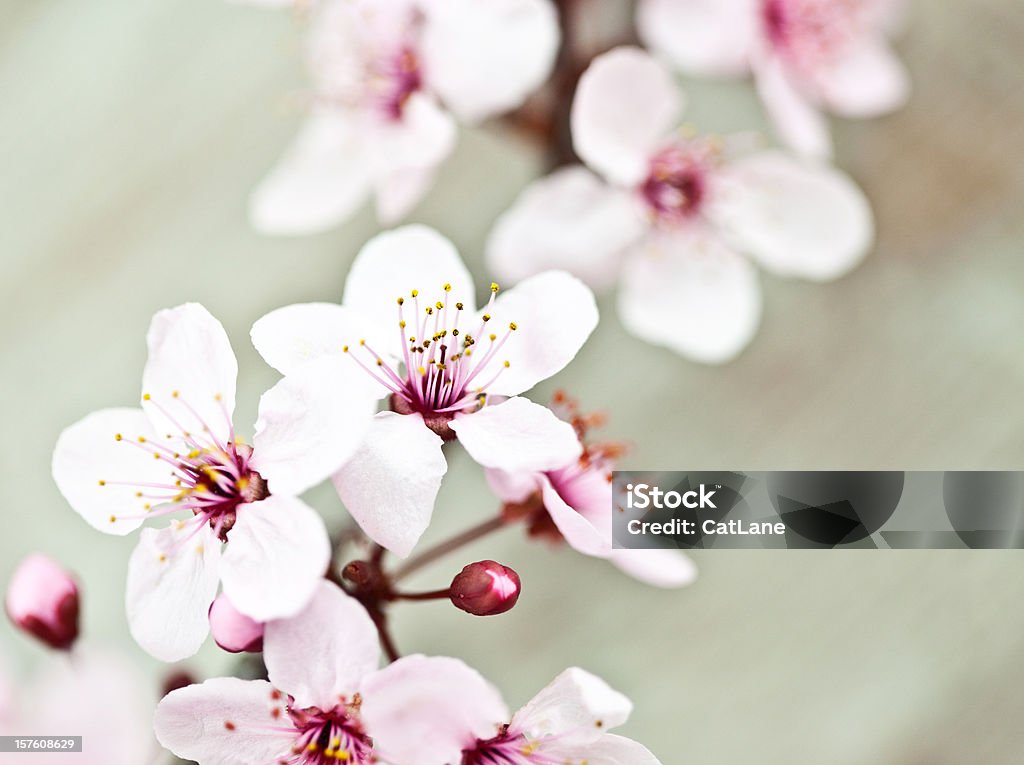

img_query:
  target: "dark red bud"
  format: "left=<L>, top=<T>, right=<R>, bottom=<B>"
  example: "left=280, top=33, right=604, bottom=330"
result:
left=449, top=560, right=521, bottom=616
left=5, top=555, right=80, bottom=651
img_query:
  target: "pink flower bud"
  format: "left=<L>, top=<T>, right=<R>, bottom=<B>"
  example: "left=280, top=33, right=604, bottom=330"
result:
left=5, top=554, right=80, bottom=651
left=449, top=560, right=521, bottom=616
left=208, top=594, right=264, bottom=653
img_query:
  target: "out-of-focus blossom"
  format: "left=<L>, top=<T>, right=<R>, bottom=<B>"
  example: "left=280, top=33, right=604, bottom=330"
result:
left=5, top=555, right=80, bottom=651
left=489, top=392, right=696, bottom=587
left=52, top=303, right=378, bottom=661
left=246, top=0, right=559, bottom=235
left=155, top=580, right=508, bottom=765
left=208, top=593, right=264, bottom=653
left=0, top=651, right=154, bottom=765
left=636, top=0, right=910, bottom=157
left=488, top=47, right=874, bottom=363
left=368, top=664, right=663, bottom=765
left=449, top=560, right=521, bottom=616
left=251, top=225, right=596, bottom=557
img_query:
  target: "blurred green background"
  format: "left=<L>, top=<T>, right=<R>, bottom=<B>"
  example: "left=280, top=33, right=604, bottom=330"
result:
left=1, top=0, right=1023, bottom=762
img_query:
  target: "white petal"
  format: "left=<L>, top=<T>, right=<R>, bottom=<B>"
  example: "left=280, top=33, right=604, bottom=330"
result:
left=637, top=0, right=757, bottom=77
left=361, top=655, right=510, bottom=765
left=343, top=225, right=476, bottom=356
left=374, top=164, right=438, bottom=224
left=52, top=408, right=167, bottom=535
left=571, top=47, right=683, bottom=186
left=452, top=398, right=582, bottom=473
left=512, top=667, right=632, bottom=744
left=250, top=302, right=375, bottom=377
left=365, top=93, right=457, bottom=179
left=249, top=109, right=371, bottom=235
left=141, top=303, right=238, bottom=444
left=712, top=151, right=874, bottom=281
left=420, top=0, right=559, bottom=124
left=609, top=548, right=698, bottom=588
left=220, top=496, right=331, bottom=622
left=482, top=271, right=599, bottom=397
left=572, top=733, right=665, bottom=765
left=485, top=166, right=646, bottom=291
left=264, top=580, right=380, bottom=709
left=540, top=475, right=610, bottom=558
left=754, top=55, right=833, bottom=159
left=485, top=467, right=541, bottom=505
left=817, top=40, right=910, bottom=118
left=126, top=524, right=221, bottom=662
left=250, top=357, right=378, bottom=496
left=155, top=678, right=295, bottom=765
left=617, top=230, right=761, bottom=364
left=331, top=412, right=447, bottom=558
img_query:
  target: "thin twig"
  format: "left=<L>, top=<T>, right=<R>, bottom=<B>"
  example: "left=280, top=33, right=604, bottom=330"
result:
left=391, top=514, right=509, bottom=582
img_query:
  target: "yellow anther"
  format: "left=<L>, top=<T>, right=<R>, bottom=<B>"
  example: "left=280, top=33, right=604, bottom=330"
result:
left=417, top=366, right=426, bottom=375
left=483, top=314, right=491, bottom=321
left=135, top=491, right=143, bottom=497
left=443, top=283, right=452, bottom=291
left=411, top=289, right=419, bottom=297
left=143, top=393, right=151, bottom=401
left=336, top=751, right=350, bottom=761
left=138, top=436, right=147, bottom=443
left=115, top=433, right=123, bottom=441
left=172, top=390, right=180, bottom=398
left=175, top=520, right=186, bottom=531
left=153, top=452, right=161, bottom=459
left=143, top=503, right=152, bottom=511
left=158, top=553, right=166, bottom=562
left=397, top=296, right=405, bottom=305
left=490, top=282, right=499, bottom=292
left=307, top=743, right=318, bottom=752
left=237, top=477, right=249, bottom=490
left=342, top=345, right=349, bottom=353
left=489, top=333, right=497, bottom=341
left=436, top=301, right=444, bottom=310
left=195, top=544, right=204, bottom=554
left=425, top=307, right=433, bottom=315
left=456, top=302, right=464, bottom=310
left=188, top=449, right=201, bottom=459
left=108, top=514, right=117, bottom=523
left=509, top=322, right=518, bottom=331
left=330, top=739, right=341, bottom=749
left=214, top=393, right=222, bottom=402
left=399, top=320, right=406, bottom=329
left=359, top=339, right=366, bottom=346
left=98, top=479, right=107, bottom=486
left=376, top=359, right=383, bottom=366
left=503, top=360, right=510, bottom=368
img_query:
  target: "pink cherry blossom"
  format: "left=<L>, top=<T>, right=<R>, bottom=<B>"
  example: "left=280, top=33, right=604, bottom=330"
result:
left=368, top=664, right=663, bottom=765
left=52, top=303, right=377, bottom=661
left=487, top=47, right=874, bottom=363
left=245, top=0, right=559, bottom=235
left=155, top=580, right=508, bottom=765
left=0, top=650, right=154, bottom=765
left=251, top=225, right=597, bottom=557
left=209, top=592, right=265, bottom=653
left=636, top=0, right=910, bottom=157
left=5, top=555, right=79, bottom=651
left=488, top=394, right=696, bottom=588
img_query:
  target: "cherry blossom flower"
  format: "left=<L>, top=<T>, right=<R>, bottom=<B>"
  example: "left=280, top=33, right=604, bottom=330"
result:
left=0, top=650, right=154, bottom=765
left=367, top=663, right=663, bottom=765
left=487, top=47, right=874, bottom=363
left=636, top=0, right=910, bottom=158
left=51, top=303, right=377, bottom=661
left=251, top=225, right=597, bottom=557
left=5, top=555, right=80, bottom=651
left=246, top=0, right=559, bottom=234
left=489, top=393, right=696, bottom=588
left=154, top=580, right=509, bottom=765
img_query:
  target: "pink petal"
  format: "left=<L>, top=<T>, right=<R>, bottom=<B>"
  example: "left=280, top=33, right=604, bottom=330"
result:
left=52, top=408, right=166, bottom=535
left=540, top=475, right=610, bottom=558
left=571, top=47, right=683, bottom=186
left=264, top=581, right=380, bottom=709
left=511, top=667, right=632, bottom=745
left=250, top=357, right=378, bottom=496
left=219, top=495, right=331, bottom=622
left=361, top=655, right=510, bottom=765
left=451, top=398, right=582, bottom=473
left=485, top=467, right=541, bottom=505
left=485, top=166, right=646, bottom=291
left=754, top=55, right=833, bottom=159
left=141, top=303, right=238, bottom=445
left=817, top=40, right=910, bottom=118
left=249, top=109, right=371, bottom=236
left=712, top=150, right=874, bottom=281
left=482, top=271, right=599, bottom=397
left=637, top=0, right=757, bottom=77
left=374, top=164, right=438, bottom=224
left=617, top=230, right=761, bottom=364
left=332, top=412, right=447, bottom=558
left=609, top=548, right=698, bottom=588
left=126, top=524, right=221, bottom=662
left=364, top=93, right=457, bottom=181
left=154, top=678, right=295, bottom=765
left=572, top=733, right=665, bottom=764
left=420, top=0, right=559, bottom=124
left=250, top=302, right=376, bottom=377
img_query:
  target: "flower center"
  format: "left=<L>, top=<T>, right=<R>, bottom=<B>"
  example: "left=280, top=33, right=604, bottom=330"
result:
left=287, top=703, right=372, bottom=765
left=345, top=283, right=517, bottom=440
left=639, top=143, right=715, bottom=225
left=367, top=44, right=423, bottom=120
left=101, top=392, right=267, bottom=541
left=760, top=0, right=864, bottom=72
left=462, top=728, right=548, bottom=765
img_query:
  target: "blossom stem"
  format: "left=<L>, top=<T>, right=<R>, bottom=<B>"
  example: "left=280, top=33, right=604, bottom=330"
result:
left=391, top=514, right=509, bottom=582
left=370, top=608, right=401, bottom=663
left=391, top=587, right=451, bottom=602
